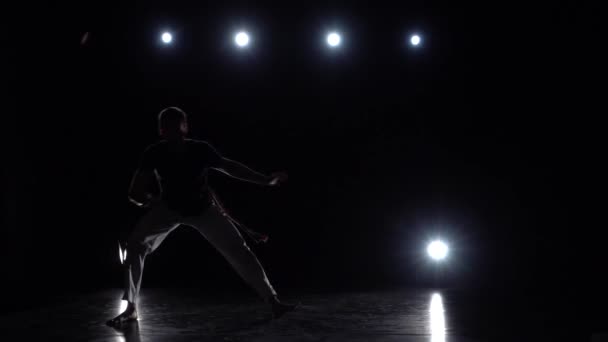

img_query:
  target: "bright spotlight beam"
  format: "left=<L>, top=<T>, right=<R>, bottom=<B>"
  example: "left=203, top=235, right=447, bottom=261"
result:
left=427, top=240, right=449, bottom=261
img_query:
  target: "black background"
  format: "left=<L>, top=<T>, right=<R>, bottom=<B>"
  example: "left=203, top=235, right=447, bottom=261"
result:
left=2, top=0, right=604, bottom=317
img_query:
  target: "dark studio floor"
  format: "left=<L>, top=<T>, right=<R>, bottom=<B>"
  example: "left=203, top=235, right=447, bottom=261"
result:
left=0, top=288, right=606, bottom=341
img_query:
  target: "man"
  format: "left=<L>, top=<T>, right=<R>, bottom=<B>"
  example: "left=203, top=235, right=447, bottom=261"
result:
left=107, top=107, right=296, bottom=326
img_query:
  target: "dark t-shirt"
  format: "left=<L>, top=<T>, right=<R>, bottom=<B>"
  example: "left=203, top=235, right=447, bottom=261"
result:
left=138, top=139, right=222, bottom=216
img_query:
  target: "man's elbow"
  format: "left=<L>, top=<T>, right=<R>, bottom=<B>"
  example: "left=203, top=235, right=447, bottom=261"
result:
left=128, top=197, right=144, bottom=207
left=128, top=190, right=148, bottom=207
left=213, top=158, right=232, bottom=176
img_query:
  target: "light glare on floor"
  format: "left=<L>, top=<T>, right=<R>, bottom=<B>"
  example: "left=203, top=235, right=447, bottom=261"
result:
left=119, top=300, right=128, bottom=315
left=430, top=293, right=446, bottom=342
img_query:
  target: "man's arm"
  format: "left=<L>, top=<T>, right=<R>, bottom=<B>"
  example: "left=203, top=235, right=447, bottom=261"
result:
left=128, top=169, right=156, bottom=207
left=212, top=157, right=286, bottom=186
left=128, top=144, right=159, bottom=207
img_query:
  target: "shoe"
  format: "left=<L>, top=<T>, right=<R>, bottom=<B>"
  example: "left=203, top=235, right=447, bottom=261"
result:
left=271, top=298, right=299, bottom=319
left=106, top=305, right=138, bottom=327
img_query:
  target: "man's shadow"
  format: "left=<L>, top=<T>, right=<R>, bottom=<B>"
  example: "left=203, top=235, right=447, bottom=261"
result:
left=111, top=321, right=141, bottom=342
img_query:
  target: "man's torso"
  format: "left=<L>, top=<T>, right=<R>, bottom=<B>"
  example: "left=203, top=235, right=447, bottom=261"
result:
left=140, top=139, right=221, bottom=216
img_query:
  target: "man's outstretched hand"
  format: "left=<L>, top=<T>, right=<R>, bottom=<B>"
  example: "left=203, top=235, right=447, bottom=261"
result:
left=269, top=172, right=288, bottom=186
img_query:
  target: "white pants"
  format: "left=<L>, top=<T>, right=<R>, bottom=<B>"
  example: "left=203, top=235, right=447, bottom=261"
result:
left=122, top=201, right=277, bottom=304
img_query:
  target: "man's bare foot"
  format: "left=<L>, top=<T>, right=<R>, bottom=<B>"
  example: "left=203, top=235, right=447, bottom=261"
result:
left=270, top=296, right=299, bottom=319
left=106, top=303, right=138, bottom=327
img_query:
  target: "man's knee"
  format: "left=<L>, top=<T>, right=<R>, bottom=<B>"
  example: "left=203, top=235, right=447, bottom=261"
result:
left=235, top=239, right=252, bottom=253
left=125, top=240, right=149, bottom=262
left=222, top=240, right=253, bottom=260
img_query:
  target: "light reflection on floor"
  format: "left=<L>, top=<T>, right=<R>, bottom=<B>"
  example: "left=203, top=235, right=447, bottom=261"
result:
left=429, top=293, right=446, bottom=342
left=113, top=321, right=141, bottom=342
left=0, top=289, right=475, bottom=342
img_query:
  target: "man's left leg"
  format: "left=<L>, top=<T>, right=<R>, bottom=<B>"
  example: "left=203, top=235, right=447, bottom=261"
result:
left=184, top=206, right=297, bottom=318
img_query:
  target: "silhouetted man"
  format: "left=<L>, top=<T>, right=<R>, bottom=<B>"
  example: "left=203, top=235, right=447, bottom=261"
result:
left=107, top=107, right=295, bottom=326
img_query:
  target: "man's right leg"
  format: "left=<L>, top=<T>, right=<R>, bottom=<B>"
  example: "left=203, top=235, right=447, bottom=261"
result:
left=107, top=202, right=180, bottom=326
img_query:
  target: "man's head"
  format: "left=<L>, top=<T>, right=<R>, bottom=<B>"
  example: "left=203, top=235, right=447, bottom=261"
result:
left=158, top=107, right=188, bottom=140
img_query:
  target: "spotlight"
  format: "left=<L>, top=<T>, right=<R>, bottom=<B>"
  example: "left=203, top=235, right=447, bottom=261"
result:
left=234, top=31, right=250, bottom=47
left=326, top=32, right=341, bottom=47
left=410, top=34, right=421, bottom=46
left=427, top=240, right=448, bottom=261
left=161, top=32, right=173, bottom=44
